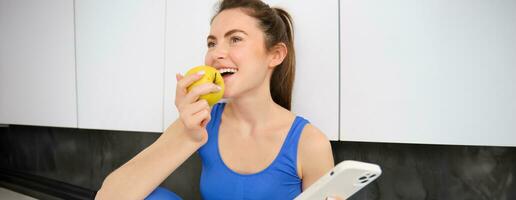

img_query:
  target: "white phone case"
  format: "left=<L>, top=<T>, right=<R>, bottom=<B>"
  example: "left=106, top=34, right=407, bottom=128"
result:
left=294, top=160, right=382, bottom=200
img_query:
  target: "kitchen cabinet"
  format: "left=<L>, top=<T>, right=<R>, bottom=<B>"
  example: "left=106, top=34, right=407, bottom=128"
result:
left=0, top=0, right=77, bottom=128
left=75, top=0, right=166, bottom=132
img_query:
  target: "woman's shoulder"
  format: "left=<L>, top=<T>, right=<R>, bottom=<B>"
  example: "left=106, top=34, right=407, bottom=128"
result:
left=296, top=118, right=332, bottom=163
left=294, top=118, right=334, bottom=181
left=281, top=108, right=329, bottom=149
left=299, top=123, right=329, bottom=148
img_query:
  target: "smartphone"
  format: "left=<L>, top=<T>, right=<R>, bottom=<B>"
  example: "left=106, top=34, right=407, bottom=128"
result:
left=294, top=160, right=382, bottom=200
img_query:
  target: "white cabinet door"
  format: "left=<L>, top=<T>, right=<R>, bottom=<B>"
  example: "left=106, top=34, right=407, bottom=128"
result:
left=164, top=1, right=339, bottom=141
left=76, top=0, right=166, bottom=132
left=339, top=0, right=516, bottom=146
left=0, top=0, right=77, bottom=128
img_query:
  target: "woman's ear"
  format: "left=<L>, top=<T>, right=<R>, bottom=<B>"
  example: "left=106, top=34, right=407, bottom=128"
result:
left=268, top=42, right=288, bottom=68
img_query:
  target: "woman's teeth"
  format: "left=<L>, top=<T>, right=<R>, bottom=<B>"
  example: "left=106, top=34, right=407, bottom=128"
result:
left=219, top=68, right=238, bottom=76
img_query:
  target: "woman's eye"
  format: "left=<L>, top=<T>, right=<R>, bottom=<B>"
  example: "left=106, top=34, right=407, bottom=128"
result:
left=230, top=36, right=242, bottom=44
left=207, top=41, right=215, bottom=48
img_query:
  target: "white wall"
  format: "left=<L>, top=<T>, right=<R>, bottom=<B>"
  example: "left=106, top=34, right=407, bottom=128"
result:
left=340, top=0, right=516, bottom=146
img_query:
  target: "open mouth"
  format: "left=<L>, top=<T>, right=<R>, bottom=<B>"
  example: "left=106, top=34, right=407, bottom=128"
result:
left=219, top=68, right=238, bottom=78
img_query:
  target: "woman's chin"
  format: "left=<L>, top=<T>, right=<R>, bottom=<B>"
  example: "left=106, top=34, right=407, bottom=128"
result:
left=222, top=92, right=231, bottom=99
left=222, top=87, right=234, bottom=98
left=222, top=93, right=233, bottom=99
left=221, top=91, right=238, bottom=102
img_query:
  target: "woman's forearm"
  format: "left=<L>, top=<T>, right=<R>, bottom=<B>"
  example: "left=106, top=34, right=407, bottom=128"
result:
left=95, top=120, right=203, bottom=200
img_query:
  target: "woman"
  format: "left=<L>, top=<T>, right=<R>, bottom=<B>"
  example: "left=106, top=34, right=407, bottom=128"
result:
left=95, top=0, right=334, bottom=199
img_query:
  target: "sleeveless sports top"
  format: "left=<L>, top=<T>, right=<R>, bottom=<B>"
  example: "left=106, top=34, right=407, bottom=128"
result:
left=198, top=103, right=309, bottom=200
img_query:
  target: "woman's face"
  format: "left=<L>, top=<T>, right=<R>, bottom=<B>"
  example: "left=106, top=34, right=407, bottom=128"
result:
left=205, top=8, right=273, bottom=99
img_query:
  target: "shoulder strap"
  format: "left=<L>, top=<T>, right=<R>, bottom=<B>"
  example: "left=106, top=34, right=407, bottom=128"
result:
left=280, top=116, right=310, bottom=161
left=207, top=103, right=225, bottom=130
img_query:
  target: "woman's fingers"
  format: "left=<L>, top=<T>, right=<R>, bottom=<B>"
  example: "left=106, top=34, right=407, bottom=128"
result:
left=200, top=108, right=212, bottom=128
left=175, top=73, right=183, bottom=81
left=175, top=71, right=204, bottom=100
left=181, top=100, right=210, bottom=117
left=179, top=100, right=211, bottom=129
left=183, top=106, right=211, bottom=129
left=181, top=83, right=221, bottom=106
left=173, top=71, right=212, bottom=143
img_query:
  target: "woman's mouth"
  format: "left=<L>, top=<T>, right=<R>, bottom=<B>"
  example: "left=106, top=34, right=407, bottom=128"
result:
left=219, top=67, right=238, bottom=83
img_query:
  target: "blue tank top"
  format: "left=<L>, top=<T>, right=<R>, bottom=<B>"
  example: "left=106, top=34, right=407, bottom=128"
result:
left=198, top=103, right=309, bottom=200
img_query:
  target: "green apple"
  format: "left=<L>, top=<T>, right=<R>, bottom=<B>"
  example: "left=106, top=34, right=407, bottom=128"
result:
left=185, top=65, right=225, bottom=106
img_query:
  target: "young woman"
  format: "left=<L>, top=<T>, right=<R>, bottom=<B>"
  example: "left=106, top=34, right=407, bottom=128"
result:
left=95, top=0, right=334, bottom=199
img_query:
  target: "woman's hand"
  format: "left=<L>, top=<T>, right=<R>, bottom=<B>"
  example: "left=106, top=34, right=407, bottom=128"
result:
left=174, top=71, right=221, bottom=144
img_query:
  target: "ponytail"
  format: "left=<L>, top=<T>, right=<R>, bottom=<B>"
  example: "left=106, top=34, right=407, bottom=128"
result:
left=270, top=7, right=295, bottom=110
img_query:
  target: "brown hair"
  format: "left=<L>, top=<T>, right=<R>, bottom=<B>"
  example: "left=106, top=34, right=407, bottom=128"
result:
left=213, top=0, right=295, bottom=110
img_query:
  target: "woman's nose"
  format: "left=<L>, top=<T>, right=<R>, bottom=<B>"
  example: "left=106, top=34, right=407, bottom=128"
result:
left=211, top=45, right=228, bottom=60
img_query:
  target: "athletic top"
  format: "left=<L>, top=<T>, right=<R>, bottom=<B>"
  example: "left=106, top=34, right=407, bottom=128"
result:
left=199, top=103, right=309, bottom=200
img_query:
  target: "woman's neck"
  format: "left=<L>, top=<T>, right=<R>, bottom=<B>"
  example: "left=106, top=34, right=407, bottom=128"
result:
left=223, top=85, right=281, bottom=130
left=226, top=96, right=275, bottom=125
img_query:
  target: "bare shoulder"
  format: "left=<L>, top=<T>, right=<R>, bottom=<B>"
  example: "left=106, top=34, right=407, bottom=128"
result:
left=297, top=123, right=334, bottom=189
left=276, top=106, right=329, bottom=149
left=298, top=124, right=333, bottom=158
left=278, top=108, right=330, bottom=151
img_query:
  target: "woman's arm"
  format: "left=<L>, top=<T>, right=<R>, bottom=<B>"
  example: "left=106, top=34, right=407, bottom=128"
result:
left=95, top=72, right=220, bottom=200
left=298, top=124, right=335, bottom=190
left=95, top=120, right=204, bottom=200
